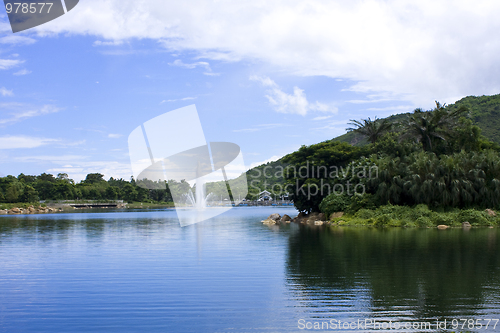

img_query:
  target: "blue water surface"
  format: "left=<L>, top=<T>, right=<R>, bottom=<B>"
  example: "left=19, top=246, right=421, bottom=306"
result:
left=1, top=207, right=500, bottom=332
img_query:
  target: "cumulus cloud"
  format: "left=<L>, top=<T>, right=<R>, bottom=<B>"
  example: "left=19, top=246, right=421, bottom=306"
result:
left=24, top=0, right=500, bottom=106
left=0, top=35, right=36, bottom=45
left=250, top=75, right=336, bottom=115
left=0, top=59, right=23, bottom=70
left=0, top=87, right=13, bottom=96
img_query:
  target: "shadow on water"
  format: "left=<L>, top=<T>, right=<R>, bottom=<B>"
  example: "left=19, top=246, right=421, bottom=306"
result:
left=286, top=226, right=500, bottom=319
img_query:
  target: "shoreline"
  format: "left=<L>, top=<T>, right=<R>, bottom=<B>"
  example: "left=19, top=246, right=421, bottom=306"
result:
left=0, top=202, right=175, bottom=215
left=262, top=206, right=500, bottom=228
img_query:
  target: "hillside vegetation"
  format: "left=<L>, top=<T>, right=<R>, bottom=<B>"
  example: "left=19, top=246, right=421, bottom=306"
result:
left=333, top=94, right=500, bottom=145
left=245, top=94, right=500, bottom=217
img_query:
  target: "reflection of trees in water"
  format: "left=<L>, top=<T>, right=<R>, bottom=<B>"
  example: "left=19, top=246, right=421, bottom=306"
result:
left=0, top=216, right=170, bottom=243
left=286, top=227, right=500, bottom=318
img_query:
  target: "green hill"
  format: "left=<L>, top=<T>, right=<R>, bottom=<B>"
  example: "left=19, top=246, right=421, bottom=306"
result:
left=446, top=94, right=500, bottom=144
left=333, top=94, right=500, bottom=145
left=243, top=93, right=500, bottom=198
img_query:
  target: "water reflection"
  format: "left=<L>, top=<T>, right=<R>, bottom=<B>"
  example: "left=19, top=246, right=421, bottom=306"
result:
left=2, top=210, right=500, bottom=332
left=287, top=226, right=500, bottom=321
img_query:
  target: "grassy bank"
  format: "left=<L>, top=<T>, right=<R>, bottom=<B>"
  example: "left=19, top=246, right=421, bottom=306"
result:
left=125, top=202, right=175, bottom=209
left=329, top=204, right=499, bottom=227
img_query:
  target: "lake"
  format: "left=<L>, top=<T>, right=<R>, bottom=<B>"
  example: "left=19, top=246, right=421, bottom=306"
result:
left=1, top=207, right=500, bottom=332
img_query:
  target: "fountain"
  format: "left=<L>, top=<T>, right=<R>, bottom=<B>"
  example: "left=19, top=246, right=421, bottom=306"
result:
left=184, top=179, right=215, bottom=209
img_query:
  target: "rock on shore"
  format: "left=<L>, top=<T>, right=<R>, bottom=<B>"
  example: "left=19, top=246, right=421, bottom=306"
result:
left=2, top=205, right=62, bottom=215
left=262, top=212, right=329, bottom=226
left=291, top=212, right=327, bottom=225
left=261, top=213, right=293, bottom=225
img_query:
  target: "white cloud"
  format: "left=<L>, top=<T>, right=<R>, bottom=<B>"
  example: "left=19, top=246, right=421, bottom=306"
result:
left=170, top=59, right=209, bottom=70
left=169, top=59, right=219, bottom=76
left=0, top=87, right=13, bottom=96
left=15, top=155, right=87, bottom=163
left=33, top=0, right=500, bottom=106
left=13, top=69, right=32, bottom=76
left=0, top=136, right=58, bottom=149
left=312, top=115, right=332, bottom=121
left=0, top=104, right=62, bottom=125
left=0, top=35, right=36, bottom=45
left=59, top=140, right=86, bottom=147
left=108, top=133, right=122, bottom=138
left=93, top=40, right=124, bottom=46
left=250, top=75, right=336, bottom=115
left=160, top=96, right=197, bottom=103
left=0, top=59, right=23, bottom=70
left=366, top=105, right=414, bottom=112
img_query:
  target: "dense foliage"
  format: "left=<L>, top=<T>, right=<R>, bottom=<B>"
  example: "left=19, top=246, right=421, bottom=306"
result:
left=280, top=141, right=369, bottom=212
left=268, top=98, right=500, bottom=213
left=329, top=204, right=499, bottom=227
left=0, top=173, right=175, bottom=203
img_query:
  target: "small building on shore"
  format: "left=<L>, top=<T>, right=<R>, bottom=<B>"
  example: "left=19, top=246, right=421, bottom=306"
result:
left=257, top=190, right=272, bottom=201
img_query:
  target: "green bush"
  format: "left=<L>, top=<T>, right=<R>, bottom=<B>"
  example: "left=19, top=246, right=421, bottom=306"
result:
left=457, top=209, right=490, bottom=225
left=373, top=215, right=392, bottom=227
left=354, top=208, right=376, bottom=219
left=432, top=214, right=456, bottom=226
left=319, top=193, right=351, bottom=218
left=415, top=216, right=433, bottom=227
left=346, top=193, right=377, bottom=213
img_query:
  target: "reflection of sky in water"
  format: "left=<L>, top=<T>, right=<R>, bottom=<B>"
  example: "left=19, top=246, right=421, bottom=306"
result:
left=1, top=208, right=500, bottom=332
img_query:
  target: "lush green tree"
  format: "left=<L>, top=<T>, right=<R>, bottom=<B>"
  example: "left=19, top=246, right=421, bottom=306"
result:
left=18, top=173, right=37, bottom=184
left=34, top=180, right=54, bottom=200
left=83, top=173, right=105, bottom=184
left=0, top=172, right=178, bottom=203
left=399, top=101, right=468, bottom=152
left=21, top=185, right=39, bottom=202
left=57, top=173, right=74, bottom=184
left=362, top=149, right=500, bottom=209
left=347, top=117, right=393, bottom=144
left=6, top=185, right=20, bottom=202
left=105, top=186, right=118, bottom=200
left=122, top=183, right=138, bottom=202
left=38, top=173, right=56, bottom=182
left=52, top=181, right=75, bottom=200
left=282, top=141, right=368, bottom=212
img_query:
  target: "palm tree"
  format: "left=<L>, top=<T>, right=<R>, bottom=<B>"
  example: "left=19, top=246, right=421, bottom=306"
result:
left=399, top=101, right=468, bottom=152
left=346, top=117, right=393, bottom=144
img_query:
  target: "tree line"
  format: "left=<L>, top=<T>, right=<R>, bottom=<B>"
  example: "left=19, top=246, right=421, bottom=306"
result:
left=0, top=173, right=176, bottom=203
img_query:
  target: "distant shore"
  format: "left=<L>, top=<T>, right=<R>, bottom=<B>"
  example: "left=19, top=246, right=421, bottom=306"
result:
left=0, top=201, right=176, bottom=215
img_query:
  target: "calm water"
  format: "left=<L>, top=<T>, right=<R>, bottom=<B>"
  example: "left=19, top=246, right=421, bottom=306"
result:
left=1, top=207, right=500, bottom=332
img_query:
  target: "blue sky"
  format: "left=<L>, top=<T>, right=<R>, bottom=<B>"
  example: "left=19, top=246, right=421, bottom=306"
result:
left=1, top=0, right=500, bottom=181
